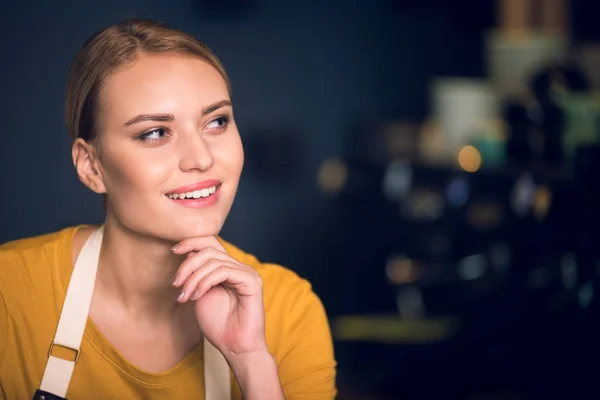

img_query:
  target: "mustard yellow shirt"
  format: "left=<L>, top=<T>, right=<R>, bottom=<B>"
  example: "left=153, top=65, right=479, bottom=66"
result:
left=0, top=226, right=336, bottom=399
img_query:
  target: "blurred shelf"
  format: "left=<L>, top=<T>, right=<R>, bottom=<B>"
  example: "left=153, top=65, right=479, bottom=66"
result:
left=392, top=154, right=575, bottom=183
left=332, top=314, right=460, bottom=344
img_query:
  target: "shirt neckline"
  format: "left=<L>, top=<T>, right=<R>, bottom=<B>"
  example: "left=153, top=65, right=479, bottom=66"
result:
left=55, top=225, right=205, bottom=386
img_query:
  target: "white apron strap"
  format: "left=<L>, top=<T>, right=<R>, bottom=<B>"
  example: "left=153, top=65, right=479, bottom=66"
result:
left=39, top=226, right=104, bottom=397
left=204, top=338, right=232, bottom=399
left=38, top=225, right=231, bottom=399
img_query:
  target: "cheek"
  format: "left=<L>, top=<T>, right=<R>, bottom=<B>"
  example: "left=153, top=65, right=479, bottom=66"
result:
left=219, top=133, right=244, bottom=175
left=101, top=148, right=172, bottom=196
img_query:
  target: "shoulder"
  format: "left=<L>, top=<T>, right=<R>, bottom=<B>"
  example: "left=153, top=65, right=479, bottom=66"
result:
left=219, top=238, right=337, bottom=397
left=219, top=238, right=314, bottom=302
left=219, top=238, right=330, bottom=343
left=0, top=226, right=85, bottom=306
left=0, top=226, right=81, bottom=272
left=0, top=228, right=65, bottom=270
left=0, top=225, right=88, bottom=255
left=1, top=229, right=64, bottom=252
left=219, top=235, right=331, bottom=334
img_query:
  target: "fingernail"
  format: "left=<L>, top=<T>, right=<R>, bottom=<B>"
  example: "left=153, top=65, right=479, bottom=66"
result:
left=176, top=290, right=185, bottom=302
left=170, top=273, right=179, bottom=286
left=171, top=244, right=180, bottom=252
left=191, top=289, right=199, bottom=301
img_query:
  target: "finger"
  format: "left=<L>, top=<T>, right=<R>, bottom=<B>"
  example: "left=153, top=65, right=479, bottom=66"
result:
left=177, top=259, right=244, bottom=302
left=172, top=236, right=226, bottom=255
left=172, top=247, right=243, bottom=287
left=191, top=265, right=263, bottom=302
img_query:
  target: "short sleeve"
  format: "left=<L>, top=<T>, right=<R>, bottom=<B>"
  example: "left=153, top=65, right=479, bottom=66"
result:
left=0, top=290, right=7, bottom=399
left=0, top=291, right=7, bottom=369
left=275, top=278, right=337, bottom=400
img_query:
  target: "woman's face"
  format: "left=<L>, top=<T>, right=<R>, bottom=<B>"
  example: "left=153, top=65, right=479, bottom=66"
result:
left=90, top=53, right=243, bottom=242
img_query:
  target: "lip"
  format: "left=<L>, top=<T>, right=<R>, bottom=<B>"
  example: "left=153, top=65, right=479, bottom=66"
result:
left=166, top=179, right=221, bottom=195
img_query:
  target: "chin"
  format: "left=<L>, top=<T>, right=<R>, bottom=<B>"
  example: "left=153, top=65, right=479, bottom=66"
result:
left=130, top=205, right=229, bottom=242
left=177, top=218, right=224, bottom=240
left=148, top=225, right=222, bottom=245
left=109, top=203, right=226, bottom=243
left=186, top=226, right=222, bottom=239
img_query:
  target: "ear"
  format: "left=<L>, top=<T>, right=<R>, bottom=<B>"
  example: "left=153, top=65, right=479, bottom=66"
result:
left=72, top=138, right=107, bottom=194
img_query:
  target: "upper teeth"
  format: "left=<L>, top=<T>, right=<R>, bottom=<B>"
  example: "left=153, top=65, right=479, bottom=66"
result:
left=167, top=185, right=217, bottom=199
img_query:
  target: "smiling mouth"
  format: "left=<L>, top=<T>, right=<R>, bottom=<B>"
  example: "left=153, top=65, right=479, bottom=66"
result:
left=165, top=183, right=221, bottom=199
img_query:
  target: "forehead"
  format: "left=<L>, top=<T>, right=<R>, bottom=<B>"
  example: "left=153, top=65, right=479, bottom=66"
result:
left=100, top=53, right=229, bottom=122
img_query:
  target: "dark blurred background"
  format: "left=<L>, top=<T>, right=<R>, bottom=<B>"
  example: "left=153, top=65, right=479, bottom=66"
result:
left=2, top=0, right=600, bottom=398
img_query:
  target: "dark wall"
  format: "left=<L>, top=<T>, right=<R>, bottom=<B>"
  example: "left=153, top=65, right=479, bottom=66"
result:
left=0, top=0, right=492, bottom=301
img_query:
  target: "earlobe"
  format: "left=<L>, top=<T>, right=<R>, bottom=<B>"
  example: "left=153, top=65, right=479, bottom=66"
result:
left=72, top=138, right=107, bottom=194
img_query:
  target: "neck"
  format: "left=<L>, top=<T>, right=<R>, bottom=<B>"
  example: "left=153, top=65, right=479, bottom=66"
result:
left=96, top=218, right=183, bottom=319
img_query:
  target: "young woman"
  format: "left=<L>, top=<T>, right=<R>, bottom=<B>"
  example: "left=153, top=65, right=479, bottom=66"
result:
left=0, top=19, right=336, bottom=399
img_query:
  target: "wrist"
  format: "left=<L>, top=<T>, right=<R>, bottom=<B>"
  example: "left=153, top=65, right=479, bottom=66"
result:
left=226, top=350, right=284, bottom=400
left=226, top=349, right=276, bottom=376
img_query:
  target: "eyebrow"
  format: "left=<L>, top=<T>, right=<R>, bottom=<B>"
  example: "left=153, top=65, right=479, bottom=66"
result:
left=202, top=100, right=232, bottom=116
left=123, top=100, right=232, bottom=127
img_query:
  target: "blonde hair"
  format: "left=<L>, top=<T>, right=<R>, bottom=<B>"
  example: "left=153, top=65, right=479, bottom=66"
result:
left=65, top=18, right=230, bottom=142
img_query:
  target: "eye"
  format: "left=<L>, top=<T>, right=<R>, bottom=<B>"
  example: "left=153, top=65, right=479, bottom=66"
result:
left=139, top=128, right=170, bottom=142
left=206, top=115, right=230, bottom=130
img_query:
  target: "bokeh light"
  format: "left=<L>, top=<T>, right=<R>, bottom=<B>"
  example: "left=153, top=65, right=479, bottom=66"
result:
left=458, top=145, right=482, bottom=172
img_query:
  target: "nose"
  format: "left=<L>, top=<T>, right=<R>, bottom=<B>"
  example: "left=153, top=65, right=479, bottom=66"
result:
left=178, top=132, right=215, bottom=172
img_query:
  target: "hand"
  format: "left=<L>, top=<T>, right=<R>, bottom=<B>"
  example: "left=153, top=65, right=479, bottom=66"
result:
left=170, top=237, right=267, bottom=358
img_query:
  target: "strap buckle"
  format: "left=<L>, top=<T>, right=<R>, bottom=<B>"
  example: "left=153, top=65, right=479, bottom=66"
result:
left=48, top=343, right=80, bottom=364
